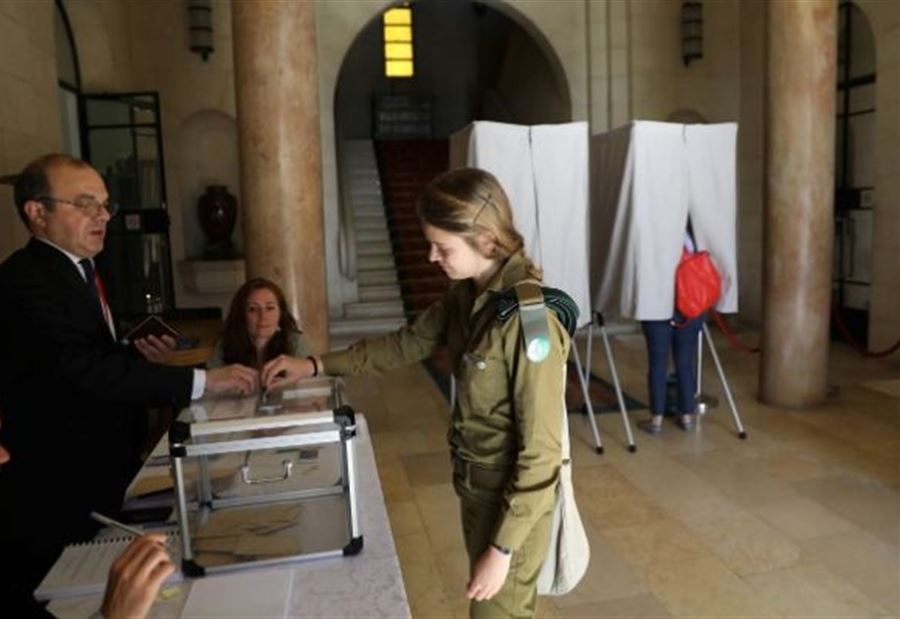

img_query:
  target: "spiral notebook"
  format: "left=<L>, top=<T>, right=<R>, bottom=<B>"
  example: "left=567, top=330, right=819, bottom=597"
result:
left=35, top=530, right=182, bottom=601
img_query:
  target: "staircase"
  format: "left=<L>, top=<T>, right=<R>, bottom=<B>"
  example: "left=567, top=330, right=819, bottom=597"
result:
left=329, top=141, right=407, bottom=349
left=377, top=139, right=451, bottom=319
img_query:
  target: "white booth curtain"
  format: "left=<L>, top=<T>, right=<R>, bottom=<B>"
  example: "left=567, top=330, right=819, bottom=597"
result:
left=591, top=121, right=739, bottom=321
left=450, top=121, right=592, bottom=328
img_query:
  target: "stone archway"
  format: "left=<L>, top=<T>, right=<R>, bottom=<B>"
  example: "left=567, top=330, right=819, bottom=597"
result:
left=319, top=0, right=576, bottom=314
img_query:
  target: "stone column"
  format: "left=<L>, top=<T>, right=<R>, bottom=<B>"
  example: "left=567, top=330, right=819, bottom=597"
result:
left=760, top=0, right=837, bottom=407
left=232, top=0, right=328, bottom=352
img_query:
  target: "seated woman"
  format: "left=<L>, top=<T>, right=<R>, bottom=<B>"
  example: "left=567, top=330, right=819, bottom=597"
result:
left=208, top=278, right=311, bottom=370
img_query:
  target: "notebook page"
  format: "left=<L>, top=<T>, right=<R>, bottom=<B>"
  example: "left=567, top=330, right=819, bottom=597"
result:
left=35, top=531, right=181, bottom=601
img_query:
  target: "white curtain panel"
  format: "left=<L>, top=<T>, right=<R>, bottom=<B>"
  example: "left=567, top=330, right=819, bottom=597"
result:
left=450, top=121, right=541, bottom=264
left=685, top=123, right=739, bottom=313
left=450, top=121, right=593, bottom=327
left=591, top=121, right=739, bottom=320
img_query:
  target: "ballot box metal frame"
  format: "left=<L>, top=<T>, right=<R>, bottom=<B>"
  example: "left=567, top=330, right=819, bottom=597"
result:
left=168, top=380, right=363, bottom=577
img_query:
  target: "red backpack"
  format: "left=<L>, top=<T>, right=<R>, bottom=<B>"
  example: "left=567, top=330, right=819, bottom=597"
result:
left=675, top=248, right=721, bottom=321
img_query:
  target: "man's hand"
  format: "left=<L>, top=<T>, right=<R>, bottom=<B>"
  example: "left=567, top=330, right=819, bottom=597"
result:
left=101, top=534, right=174, bottom=619
left=205, top=364, right=259, bottom=396
left=466, top=546, right=512, bottom=602
left=134, top=335, right=176, bottom=364
left=261, top=355, right=316, bottom=390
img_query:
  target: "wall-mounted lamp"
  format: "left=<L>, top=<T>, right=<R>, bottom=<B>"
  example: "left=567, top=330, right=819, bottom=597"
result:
left=681, top=1, right=703, bottom=66
left=188, top=0, right=213, bottom=61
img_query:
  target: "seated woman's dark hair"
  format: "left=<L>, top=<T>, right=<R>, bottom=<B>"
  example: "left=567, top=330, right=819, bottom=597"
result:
left=221, top=277, right=299, bottom=367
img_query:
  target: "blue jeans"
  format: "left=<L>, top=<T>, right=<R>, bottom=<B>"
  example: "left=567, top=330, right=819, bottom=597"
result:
left=640, top=314, right=705, bottom=416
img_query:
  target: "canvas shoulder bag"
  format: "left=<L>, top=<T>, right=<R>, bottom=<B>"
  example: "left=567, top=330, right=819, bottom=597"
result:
left=536, top=363, right=591, bottom=596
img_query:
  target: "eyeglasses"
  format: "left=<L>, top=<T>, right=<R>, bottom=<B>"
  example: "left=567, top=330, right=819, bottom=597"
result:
left=36, top=196, right=119, bottom=217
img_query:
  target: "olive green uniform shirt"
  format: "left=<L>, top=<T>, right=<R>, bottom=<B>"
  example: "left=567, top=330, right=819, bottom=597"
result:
left=322, top=252, right=570, bottom=551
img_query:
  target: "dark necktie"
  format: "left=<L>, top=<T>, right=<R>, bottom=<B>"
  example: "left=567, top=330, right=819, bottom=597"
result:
left=78, top=258, right=100, bottom=304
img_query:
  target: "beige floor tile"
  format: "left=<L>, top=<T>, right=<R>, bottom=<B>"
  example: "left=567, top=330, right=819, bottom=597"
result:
left=749, top=451, right=839, bottom=483
left=799, top=531, right=900, bottom=615
left=552, top=594, right=671, bottom=618
left=748, top=496, right=855, bottom=541
left=603, top=518, right=711, bottom=569
left=676, top=448, right=801, bottom=506
left=412, top=483, right=466, bottom=554
left=432, top=549, right=471, bottom=618
left=688, top=511, right=801, bottom=576
left=373, top=455, right=415, bottom=503
left=552, top=524, right=650, bottom=608
left=794, top=475, right=900, bottom=545
left=743, top=563, right=892, bottom=617
left=385, top=499, right=427, bottom=538
left=394, top=531, right=456, bottom=618
left=402, top=451, right=453, bottom=487
left=662, top=493, right=746, bottom=528
left=643, top=555, right=782, bottom=618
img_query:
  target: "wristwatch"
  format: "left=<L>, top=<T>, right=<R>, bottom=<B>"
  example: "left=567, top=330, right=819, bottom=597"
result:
left=490, top=542, right=512, bottom=555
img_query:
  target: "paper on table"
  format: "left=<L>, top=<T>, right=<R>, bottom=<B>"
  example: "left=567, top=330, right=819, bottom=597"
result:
left=180, top=568, right=294, bottom=619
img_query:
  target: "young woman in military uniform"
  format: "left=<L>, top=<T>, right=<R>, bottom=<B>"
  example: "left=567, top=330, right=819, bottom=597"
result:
left=262, top=168, right=571, bottom=619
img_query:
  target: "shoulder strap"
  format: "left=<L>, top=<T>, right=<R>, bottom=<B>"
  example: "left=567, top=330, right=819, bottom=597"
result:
left=515, top=282, right=552, bottom=362
left=466, top=281, right=580, bottom=357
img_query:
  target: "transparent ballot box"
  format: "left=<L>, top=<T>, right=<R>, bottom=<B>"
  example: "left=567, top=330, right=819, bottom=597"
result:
left=168, top=377, right=362, bottom=577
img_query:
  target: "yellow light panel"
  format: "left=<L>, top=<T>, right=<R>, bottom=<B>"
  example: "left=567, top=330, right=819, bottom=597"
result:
left=384, top=7, right=412, bottom=26
left=384, top=25, right=412, bottom=42
left=385, top=42, right=413, bottom=60
left=385, top=60, right=414, bottom=77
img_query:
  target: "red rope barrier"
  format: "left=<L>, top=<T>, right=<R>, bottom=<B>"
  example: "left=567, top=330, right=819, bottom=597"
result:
left=710, top=311, right=760, bottom=354
left=830, top=303, right=900, bottom=358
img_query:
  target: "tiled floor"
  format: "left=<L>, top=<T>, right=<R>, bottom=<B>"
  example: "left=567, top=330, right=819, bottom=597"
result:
left=341, top=330, right=900, bottom=618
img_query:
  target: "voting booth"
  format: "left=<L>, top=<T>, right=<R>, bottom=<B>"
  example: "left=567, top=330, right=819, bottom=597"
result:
left=168, top=377, right=363, bottom=576
left=589, top=121, right=746, bottom=438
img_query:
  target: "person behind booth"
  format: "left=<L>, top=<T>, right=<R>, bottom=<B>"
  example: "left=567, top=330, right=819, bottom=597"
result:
left=260, top=168, right=571, bottom=619
left=207, top=277, right=312, bottom=370
left=637, top=227, right=705, bottom=434
left=0, top=416, right=173, bottom=619
left=0, top=154, right=258, bottom=600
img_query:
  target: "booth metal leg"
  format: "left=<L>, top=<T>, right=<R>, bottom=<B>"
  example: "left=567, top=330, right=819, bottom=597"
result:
left=584, top=321, right=594, bottom=384
left=701, top=324, right=747, bottom=439
left=571, top=343, right=604, bottom=454
left=695, top=330, right=718, bottom=415
left=599, top=324, right=637, bottom=452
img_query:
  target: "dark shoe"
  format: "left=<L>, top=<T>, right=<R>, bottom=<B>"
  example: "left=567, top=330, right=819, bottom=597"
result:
left=637, top=419, right=663, bottom=435
left=675, top=415, right=695, bottom=431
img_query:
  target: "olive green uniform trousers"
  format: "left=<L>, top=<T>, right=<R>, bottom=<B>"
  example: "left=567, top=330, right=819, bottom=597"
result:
left=455, top=460, right=554, bottom=619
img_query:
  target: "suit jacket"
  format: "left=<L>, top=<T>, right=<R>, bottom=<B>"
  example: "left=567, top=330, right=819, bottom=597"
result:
left=0, top=238, right=193, bottom=589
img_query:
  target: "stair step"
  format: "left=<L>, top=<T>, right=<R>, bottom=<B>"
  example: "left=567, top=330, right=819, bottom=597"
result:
left=345, top=300, right=406, bottom=319
left=359, top=284, right=402, bottom=302
left=357, top=228, right=391, bottom=243
left=358, top=269, right=400, bottom=286
left=358, top=240, right=393, bottom=256
left=355, top=220, right=389, bottom=233
left=357, top=255, right=395, bottom=271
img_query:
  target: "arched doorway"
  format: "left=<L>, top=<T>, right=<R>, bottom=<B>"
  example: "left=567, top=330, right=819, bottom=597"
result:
left=833, top=1, right=876, bottom=343
left=55, top=0, right=81, bottom=156
left=334, top=0, right=571, bottom=140
left=327, top=0, right=573, bottom=330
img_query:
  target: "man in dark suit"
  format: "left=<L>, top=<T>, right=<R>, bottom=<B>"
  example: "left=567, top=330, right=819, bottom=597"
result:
left=0, top=154, right=259, bottom=600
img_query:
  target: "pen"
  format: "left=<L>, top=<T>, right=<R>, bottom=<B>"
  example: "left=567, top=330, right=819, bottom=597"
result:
left=89, top=511, right=145, bottom=538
